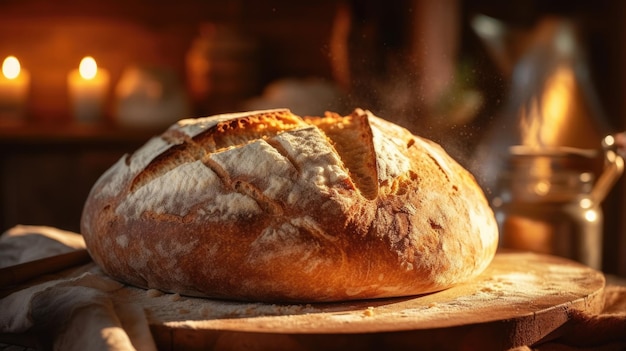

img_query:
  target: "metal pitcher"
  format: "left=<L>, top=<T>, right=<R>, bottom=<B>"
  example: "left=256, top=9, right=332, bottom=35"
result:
left=493, top=134, right=624, bottom=269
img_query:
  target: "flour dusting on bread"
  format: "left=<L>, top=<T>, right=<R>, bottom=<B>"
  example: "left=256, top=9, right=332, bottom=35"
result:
left=81, top=108, right=498, bottom=303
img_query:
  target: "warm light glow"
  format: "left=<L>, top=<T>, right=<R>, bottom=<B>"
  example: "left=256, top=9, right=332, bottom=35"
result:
left=2, top=56, right=21, bottom=80
left=520, top=65, right=574, bottom=148
left=79, top=56, right=98, bottom=80
left=584, top=209, right=597, bottom=222
left=533, top=180, right=550, bottom=196
left=579, top=198, right=592, bottom=209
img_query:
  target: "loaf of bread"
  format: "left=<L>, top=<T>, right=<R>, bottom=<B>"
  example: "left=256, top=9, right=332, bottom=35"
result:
left=81, top=108, right=498, bottom=303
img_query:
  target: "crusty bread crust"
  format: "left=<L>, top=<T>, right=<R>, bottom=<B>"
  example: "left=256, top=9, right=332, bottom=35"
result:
left=81, top=108, right=498, bottom=303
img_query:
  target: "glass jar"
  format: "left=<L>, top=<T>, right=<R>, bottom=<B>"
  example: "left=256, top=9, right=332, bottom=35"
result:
left=492, top=146, right=609, bottom=269
left=494, top=167, right=602, bottom=269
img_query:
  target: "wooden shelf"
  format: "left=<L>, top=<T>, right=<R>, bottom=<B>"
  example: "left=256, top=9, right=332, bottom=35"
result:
left=0, top=119, right=158, bottom=147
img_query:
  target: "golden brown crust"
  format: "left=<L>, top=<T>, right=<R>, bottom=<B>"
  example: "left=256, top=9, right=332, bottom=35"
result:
left=81, top=108, right=498, bottom=303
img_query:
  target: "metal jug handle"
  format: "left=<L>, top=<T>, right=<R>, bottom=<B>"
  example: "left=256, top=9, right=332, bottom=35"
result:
left=591, top=133, right=625, bottom=204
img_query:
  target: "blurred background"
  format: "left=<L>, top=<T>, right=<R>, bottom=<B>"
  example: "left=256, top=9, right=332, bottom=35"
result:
left=0, top=0, right=625, bottom=276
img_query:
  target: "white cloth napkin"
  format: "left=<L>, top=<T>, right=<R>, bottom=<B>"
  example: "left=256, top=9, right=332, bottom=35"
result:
left=0, top=225, right=156, bottom=351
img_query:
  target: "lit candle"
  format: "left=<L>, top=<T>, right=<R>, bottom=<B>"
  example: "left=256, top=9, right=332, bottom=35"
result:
left=0, top=56, right=30, bottom=120
left=68, top=56, right=110, bottom=123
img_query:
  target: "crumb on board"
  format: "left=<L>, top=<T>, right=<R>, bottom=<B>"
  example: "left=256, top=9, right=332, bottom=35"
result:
left=481, top=286, right=495, bottom=293
left=147, top=289, right=163, bottom=298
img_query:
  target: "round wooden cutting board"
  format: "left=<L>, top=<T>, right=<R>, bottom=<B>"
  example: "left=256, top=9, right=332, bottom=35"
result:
left=115, top=251, right=605, bottom=351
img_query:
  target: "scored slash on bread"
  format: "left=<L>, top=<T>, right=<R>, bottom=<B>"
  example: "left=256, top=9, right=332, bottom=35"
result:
left=305, top=111, right=379, bottom=200
left=81, top=108, right=498, bottom=303
left=128, top=110, right=306, bottom=193
left=130, top=109, right=382, bottom=201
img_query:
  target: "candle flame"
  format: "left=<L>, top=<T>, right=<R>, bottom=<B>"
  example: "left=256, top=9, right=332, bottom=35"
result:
left=2, top=56, right=21, bottom=80
left=79, top=56, right=98, bottom=80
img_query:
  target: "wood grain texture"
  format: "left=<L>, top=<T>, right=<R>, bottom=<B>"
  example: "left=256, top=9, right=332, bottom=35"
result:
left=108, top=251, right=605, bottom=350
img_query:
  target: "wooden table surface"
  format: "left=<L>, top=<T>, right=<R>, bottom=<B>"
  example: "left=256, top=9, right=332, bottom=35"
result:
left=106, top=251, right=605, bottom=350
